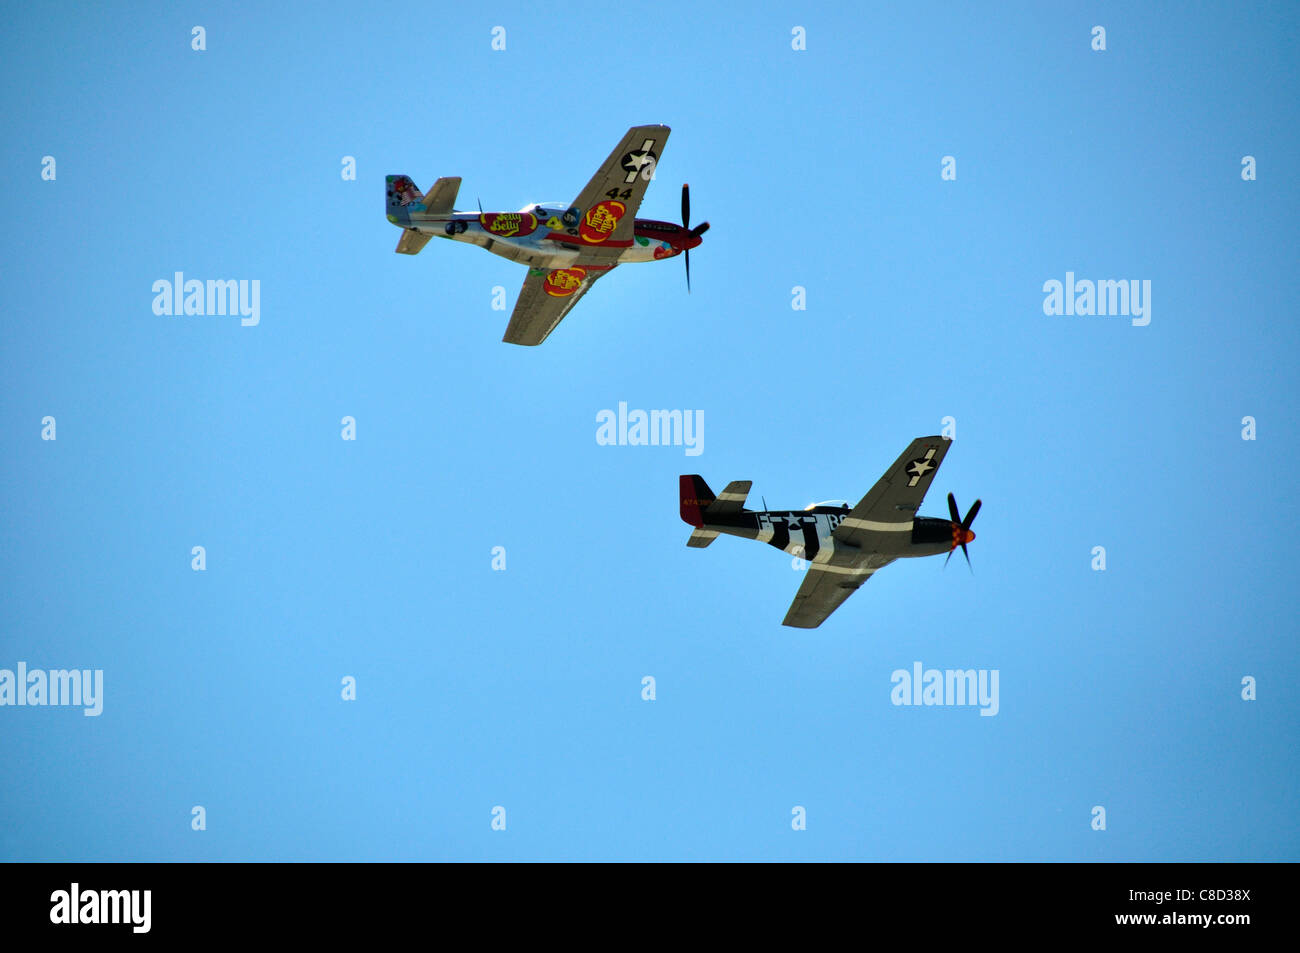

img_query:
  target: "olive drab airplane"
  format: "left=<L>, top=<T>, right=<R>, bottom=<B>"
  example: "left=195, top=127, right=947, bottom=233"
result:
left=385, top=124, right=708, bottom=346
left=680, top=437, right=982, bottom=628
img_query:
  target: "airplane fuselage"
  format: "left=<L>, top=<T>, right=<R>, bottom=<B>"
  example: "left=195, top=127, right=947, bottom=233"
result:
left=388, top=204, right=696, bottom=271
left=698, top=507, right=957, bottom=567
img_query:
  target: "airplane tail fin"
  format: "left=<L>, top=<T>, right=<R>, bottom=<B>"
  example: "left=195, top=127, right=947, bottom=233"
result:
left=386, top=174, right=426, bottom=218
left=387, top=174, right=461, bottom=215
left=680, top=476, right=752, bottom=544
left=680, top=475, right=715, bottom=528
left=388, top=174, right=464, bottom=254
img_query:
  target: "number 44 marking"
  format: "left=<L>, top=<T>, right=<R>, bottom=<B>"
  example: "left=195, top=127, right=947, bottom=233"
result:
left=605, top=187, right=634, bottom=200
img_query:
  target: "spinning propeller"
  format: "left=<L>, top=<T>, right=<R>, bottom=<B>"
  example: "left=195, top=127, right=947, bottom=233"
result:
left=944, top=492, right=982, bottom=570
left=681, top=184, right=709, bottom=292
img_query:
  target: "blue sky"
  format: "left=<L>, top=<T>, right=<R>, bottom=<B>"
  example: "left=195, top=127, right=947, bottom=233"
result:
left=1, top=1, right=1296, bottom=860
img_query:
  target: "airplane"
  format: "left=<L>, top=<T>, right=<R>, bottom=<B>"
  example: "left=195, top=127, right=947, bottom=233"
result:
left=385, top=124, right=708, bottom=346
left=679, top=436, right=982, bottom=628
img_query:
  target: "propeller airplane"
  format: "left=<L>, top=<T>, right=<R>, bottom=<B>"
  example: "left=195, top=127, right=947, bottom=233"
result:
left=680, top=436, right=982, bottom=628
left=385, top=124, right=707, bottom=346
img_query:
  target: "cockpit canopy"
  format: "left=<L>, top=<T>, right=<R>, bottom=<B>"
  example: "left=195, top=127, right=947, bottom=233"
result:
left=805, top=500, right=851, bottom=512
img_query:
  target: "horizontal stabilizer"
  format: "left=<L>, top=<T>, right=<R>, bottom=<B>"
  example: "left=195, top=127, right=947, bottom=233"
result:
left=395, top=229, right=432, bottom=255
left=687, top=528, right=719, bottom=548
left=423, top=176, right=461, bottom=215
left=710, top=480, right=752, bottom=514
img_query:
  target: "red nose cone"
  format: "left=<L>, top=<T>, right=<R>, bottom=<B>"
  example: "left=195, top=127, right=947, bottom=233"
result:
left=963, top=529, right=976, bottom=545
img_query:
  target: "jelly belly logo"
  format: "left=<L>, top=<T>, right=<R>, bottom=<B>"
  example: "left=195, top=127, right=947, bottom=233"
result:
left=544, top=267, right=587, bottom=297
left=479, top=212, right=538, bottom=238
left=579, top=200, right=625, bottom=243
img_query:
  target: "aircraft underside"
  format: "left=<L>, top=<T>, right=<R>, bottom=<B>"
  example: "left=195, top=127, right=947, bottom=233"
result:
left=678, top=438, right=981, bottom=628
left=386, top=125, right=707, bottom=346
left=701, top=511, right=955, bottom=564
left=405, top=213, right=681, bottom=270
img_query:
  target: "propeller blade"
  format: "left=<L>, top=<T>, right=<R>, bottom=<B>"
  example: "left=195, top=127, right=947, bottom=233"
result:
left=944, top=548, right=954, bottom=568
left=961, top=542, right=973, bottom=573
left=947, top=492, right=961, bottom=525
left=681, top=187, right=703, bottom=292
left=962, top=499, right=982, bottom=531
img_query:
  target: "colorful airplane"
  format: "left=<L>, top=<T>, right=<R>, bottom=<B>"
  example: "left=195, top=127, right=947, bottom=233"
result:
left=680, top=437, right=982, bottom=628
left=385, top=124, right=707, bottom=346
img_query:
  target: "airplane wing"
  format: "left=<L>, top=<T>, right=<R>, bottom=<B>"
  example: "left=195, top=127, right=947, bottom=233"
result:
left=783, top=436, right=950, bottom=627
left=833, top=436, right=951, bottom=550
left=501, top=265, right=614, bottom=346
left=782, top=559, right=893, bottom=629
left=566, top=124, right=670, bottom=247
